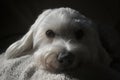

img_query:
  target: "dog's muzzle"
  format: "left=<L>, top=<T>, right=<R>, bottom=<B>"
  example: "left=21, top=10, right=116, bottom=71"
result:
left=57, top=51, right=75, bottom=67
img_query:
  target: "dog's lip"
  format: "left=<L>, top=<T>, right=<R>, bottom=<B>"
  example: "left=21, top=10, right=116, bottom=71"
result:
left=44, top=52, right=78, bottom=73
left=49, top=61, right=79, bottom=73
left=44, top=54, right=61, bottom=71
left=45, top=57, right=75, bottom=73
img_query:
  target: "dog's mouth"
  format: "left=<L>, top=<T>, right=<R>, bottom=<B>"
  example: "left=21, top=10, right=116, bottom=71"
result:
left=44, top=52, right=76, bottom=73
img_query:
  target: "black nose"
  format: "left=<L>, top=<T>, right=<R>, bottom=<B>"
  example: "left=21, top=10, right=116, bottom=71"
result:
left=57, top=51, right=74, bottom=66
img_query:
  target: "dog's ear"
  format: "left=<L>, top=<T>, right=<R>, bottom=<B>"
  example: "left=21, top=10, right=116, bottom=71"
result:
left=92, top=24, right=112, bottom=66
left=5, top=9, right=52, bottom=59
left=5, top=30, right=33, bottom=59
left=85, top=20, right=112, bottom=65
left=97, top=40, right=112, bottom=65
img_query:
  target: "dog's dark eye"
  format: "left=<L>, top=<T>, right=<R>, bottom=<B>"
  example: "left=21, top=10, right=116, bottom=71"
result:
left=46, top=30, right=55, bottom=38
left=75, top=29, right=84, bottom=40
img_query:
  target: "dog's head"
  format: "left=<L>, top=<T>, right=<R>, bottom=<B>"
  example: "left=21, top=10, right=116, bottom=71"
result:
left=5, top=8, right=111, bottom=73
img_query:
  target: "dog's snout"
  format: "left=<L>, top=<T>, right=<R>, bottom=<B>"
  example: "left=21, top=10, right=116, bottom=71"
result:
left=57, top=51, right=74, bottom=66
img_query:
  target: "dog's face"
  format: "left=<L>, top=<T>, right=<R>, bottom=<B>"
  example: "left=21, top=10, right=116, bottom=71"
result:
left=5, top=8, right=111, bottom=73
left=33, top=8, right=111, bottom=72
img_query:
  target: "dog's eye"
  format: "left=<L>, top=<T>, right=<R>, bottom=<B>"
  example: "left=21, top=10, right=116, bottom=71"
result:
left=75, top=29, right=84, bottom=40
left=46, top=30, right=55, bottom=38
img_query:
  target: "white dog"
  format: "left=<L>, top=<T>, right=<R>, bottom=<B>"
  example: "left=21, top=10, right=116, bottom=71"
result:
left=4, top=7, right=112, bottom=73
left=1, top=7, right=120, bottom=80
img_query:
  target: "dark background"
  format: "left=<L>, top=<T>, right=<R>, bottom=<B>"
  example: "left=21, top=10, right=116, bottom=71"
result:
left=0, top=0, right=120, bottom=53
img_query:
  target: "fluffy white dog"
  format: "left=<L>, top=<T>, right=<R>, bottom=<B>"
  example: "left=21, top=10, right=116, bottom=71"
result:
left=5, top=7, right=111, bottom=73
left=2, top=7, right=120, bottom=80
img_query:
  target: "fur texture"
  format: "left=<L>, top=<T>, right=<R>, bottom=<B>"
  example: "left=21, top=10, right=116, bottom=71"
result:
left=0, top=7, right=115, bottom=80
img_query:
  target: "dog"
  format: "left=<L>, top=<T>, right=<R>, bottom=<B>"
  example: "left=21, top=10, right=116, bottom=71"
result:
left=1, top=7, right=120, bottom=80
left=4, top=7, right=112, bottom=73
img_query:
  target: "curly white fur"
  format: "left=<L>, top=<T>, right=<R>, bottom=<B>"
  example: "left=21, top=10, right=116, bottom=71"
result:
left=5, top=7, right=111, bottom=73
